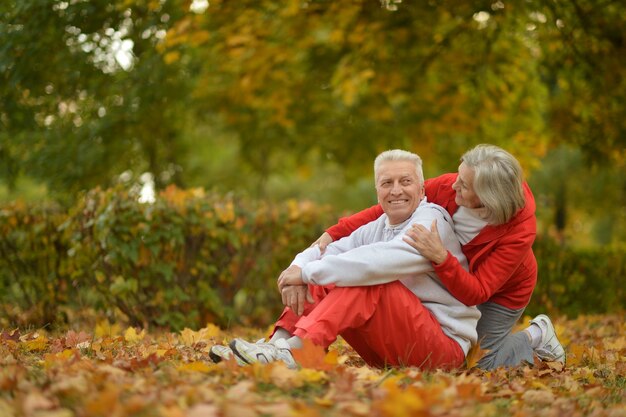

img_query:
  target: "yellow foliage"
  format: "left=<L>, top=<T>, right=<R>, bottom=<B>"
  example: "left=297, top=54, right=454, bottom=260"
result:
left=177, top=361, right=215, bottom=373
left=43, top=349, right=76, bottom=369
left=374, top=376, right=426, bottom=417
left=94, top=321, right=122, bottom=338
left=164, top=51, right=181, bottom=65
left=215, top=201, right=235, bottom=223
left=23, top=335, right=48, bottom=352
left=179, top=324, right=221, bottom=346
left=124, top=327, right=146, bottom=344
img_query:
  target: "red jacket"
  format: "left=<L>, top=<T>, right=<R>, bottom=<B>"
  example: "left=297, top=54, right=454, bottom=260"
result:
left=326, top=173, right=537, bottom=309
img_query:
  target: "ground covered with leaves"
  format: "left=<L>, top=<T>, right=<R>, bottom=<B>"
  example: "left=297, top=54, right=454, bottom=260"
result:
left=1, top=314, right=624, bottom=417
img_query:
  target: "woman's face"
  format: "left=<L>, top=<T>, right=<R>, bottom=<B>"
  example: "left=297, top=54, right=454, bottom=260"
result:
left=452, top=162, right=482, bottom=209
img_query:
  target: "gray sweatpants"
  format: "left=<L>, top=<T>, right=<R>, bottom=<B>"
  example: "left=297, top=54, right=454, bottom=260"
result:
left=476, top=302, right=534, bottom=369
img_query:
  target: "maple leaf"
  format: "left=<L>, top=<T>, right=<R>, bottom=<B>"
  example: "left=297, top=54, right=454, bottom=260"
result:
left=0, top=329, right=20, bottom=342
left=373, top=376, right=427, bottom=417
left=23, top=334, right=49, bottom=352
left=177, top=361, right=215, bottom=373
left=66, top=330, right=92, bottom=348
left=464, top=343, right=489, bottom=369
left=94, top=320, right=121, bottom=338
left=124, top=327, right=146, bottom=344
left=179, top=328, right=205, bottom=346
left=291, top=338, right=337, bottom=371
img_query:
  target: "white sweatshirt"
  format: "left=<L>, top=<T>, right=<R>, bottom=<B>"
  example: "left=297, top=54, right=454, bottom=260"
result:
left=290, top=199, right=480, bottom=355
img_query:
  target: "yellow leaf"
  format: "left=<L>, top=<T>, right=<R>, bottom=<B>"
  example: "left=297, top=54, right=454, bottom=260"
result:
left=567, top=343, right=587, bottom=367
left=177, top=361, right=214, bottom=373
left=164, top=51, right=180, bottom=65
left=179, top=328, right=202, bottom=346
left=374, top=376, right=426, bottom=416
left=24, top=335, right=48, bottom=352
left=43, top=349, right=76, bottom=369
left=124, top=327, right=146, bottom=344
left=179, top=325, right=221, bottom=346
left=324, top=349, right=339, bottom=366
left=298, top=368, right=328, bottom=383
left=465, top=343, right=489, bottom=369
left=314, top=397, right=334, bottom=407
left=202, top=323, right=221, bottom=338
left=95, top=321, right=121, bottom=338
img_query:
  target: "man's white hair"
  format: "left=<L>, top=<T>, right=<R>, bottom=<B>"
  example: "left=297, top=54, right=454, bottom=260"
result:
left=374, top=149, right=424, bottom=186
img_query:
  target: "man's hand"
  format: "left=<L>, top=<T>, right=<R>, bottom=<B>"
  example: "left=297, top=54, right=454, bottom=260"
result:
left=277, top=265, right=304, bottom=291
left=310, top=232, right=333, bottom=253
left=281, top=285, right=314, bottom=316
left=403, top=219, right=448, bottom=264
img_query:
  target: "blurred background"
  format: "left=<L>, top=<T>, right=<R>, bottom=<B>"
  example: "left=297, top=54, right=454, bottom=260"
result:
left=1, top=0, right=624, bottom=328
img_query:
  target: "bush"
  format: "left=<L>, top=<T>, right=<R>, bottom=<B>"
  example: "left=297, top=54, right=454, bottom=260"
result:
left=1, top=189, right=624, bottom=330
left=0, top=186, right=333, bottom=330
left=0, top=201, right=70, bottom=325
left=529, top=235, right=626, bottom=316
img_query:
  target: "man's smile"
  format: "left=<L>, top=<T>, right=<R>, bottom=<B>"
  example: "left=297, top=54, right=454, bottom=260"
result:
left=388, top=199, right=409, bottom=205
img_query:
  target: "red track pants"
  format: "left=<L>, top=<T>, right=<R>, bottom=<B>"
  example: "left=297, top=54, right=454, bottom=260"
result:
left=273, top=280, right=464, bottom=370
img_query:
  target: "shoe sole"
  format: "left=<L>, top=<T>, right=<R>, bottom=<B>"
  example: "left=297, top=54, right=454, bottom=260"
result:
left=209, top=350, right=224, bottom=363
left=229, top=340, right=254, bottom=365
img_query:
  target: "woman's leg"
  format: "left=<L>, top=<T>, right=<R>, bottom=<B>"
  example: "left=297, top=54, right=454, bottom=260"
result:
left=476, top=302, right=534, bottom=369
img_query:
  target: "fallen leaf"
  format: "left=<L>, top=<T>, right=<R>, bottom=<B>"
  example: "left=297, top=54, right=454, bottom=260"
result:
left=465, top=343, right=489, bottom=369
left=94, top=321, right=121, bottom=338
left=22, top=392, right=55, bottom=415
left=1, top=330, right=20, bottom=342
left=291, top=338, right=334, bottom=370
left=23, top=335, right=48, bottom=352
left=124, top=327, right=146, bottom=344
left=65, top=330, right=91, bottom=348
left=521, top=389, right=555, bottom=405
left=255, top=403, right=293, bottom=417
left=177, top=361, right=214, bottom=373
left=187, top=404, right=219, bottom=417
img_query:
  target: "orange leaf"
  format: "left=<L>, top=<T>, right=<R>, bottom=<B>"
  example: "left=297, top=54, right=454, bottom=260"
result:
left=465, top=343, right=489, bottom=369
left=291, top=338, right=335, bottom=371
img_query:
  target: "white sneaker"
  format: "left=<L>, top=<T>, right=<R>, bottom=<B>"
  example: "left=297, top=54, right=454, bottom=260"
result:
left=209, top=338, right=265, bottom=365
left=230, top=338, right=298, bottom=369
left=530, top=314, right=566, bottom=364
left=209, top=344, right=244, bottom=365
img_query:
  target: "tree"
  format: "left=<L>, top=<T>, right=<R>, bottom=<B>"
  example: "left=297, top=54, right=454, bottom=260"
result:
left=1, top=0, right=624, bottom=215
left=0, top=0, right=190, bottom=199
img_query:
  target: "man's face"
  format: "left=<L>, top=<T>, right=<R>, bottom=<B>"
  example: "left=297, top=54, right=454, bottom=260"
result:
left=375, top=160, right=424, bottom=225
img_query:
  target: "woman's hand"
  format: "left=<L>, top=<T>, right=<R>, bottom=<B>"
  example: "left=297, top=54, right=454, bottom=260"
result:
left=277, top=265, right=304, bottom=291
left=281, top=285, right=314, bottom=316
left=403, top=219, right=448, bottom=264
left=311, top=232, right=333, bottom=252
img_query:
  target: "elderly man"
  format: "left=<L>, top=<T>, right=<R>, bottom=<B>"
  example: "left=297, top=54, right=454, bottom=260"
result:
left=211, top=149, right=480, bottom=370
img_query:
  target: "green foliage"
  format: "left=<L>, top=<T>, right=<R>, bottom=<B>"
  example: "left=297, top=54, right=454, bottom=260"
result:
left=0, top=187, right=333, bottom=330
left=529, top=235, right=626, bottom=317
left=529, top=145, right=626, bottom=247
left=0, top=0, right=190, bottom=197
left=3, top=0, right=624, bottom=199
left=0, top=202, right=70, bottom=325
left=1, top=188, right=624, bottom=330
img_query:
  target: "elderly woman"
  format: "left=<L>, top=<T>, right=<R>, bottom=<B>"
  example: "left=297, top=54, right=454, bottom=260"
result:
left=319, top=144, right=564, bottom=369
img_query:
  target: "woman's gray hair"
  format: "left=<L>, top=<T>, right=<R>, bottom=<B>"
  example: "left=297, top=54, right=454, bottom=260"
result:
left=374, top=149, right=424, bottom=186
left=461, top=144, right=526, bottom=225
